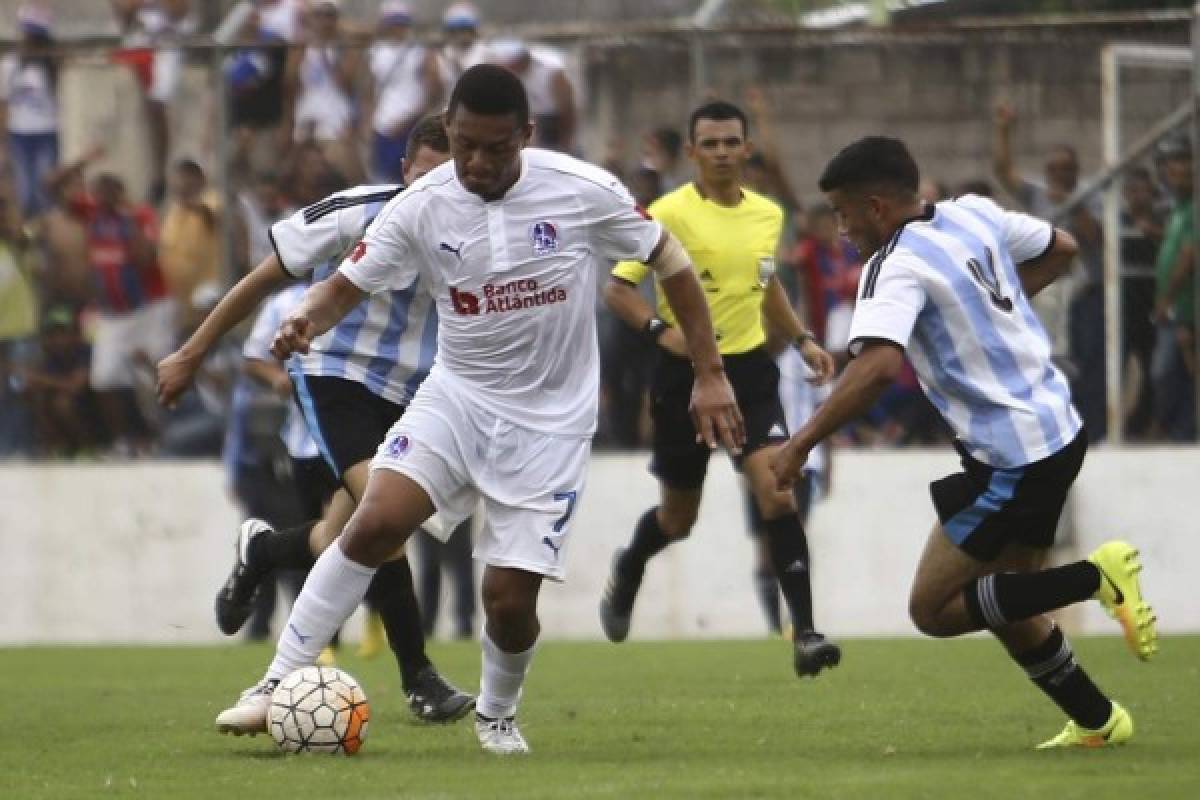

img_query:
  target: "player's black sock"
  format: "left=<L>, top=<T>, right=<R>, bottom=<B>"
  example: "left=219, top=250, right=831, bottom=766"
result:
left=763, top=513, right=815, bottom=634
left=249, top=521, right=317, bottom=572
left=1014, top=625, right=1112, bottom=729
left=617, top=507, right=670, bottom=576
left=963, top=562, right=1102, bottom=629
left=365, top=558, right=432, bottom=691
left=753, top=568, right=783, bottom=634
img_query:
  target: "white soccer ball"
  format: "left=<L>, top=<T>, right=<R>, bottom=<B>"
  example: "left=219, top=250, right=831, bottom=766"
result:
left=268, top=666, right=370, bottom=754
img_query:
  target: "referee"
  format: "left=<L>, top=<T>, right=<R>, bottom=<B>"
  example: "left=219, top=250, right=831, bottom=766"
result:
left=600, top=100, right=842, bottom=676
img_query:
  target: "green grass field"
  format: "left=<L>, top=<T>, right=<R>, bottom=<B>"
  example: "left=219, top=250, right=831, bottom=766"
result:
left=3, top=637, right=1197, bottom=799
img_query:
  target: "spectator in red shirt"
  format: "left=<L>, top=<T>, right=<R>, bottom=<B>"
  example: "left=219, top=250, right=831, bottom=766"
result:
left=786, top=203, right=861, bottom=353
left=83, top=172, right=175, bottom=453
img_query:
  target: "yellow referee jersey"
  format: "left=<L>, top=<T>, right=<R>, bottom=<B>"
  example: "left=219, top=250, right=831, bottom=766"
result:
left=612, top=182, right=783, bottom=355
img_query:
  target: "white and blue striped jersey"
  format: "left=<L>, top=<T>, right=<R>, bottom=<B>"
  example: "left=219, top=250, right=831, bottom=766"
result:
left=269, top=184, right=438, bottom=407
left=243, top=285, right=318, bottom=460
left=847, top=194, right=1081, bottom=468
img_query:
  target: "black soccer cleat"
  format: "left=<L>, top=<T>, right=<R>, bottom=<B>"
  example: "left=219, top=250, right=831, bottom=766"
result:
left=793, top=631, right=842, bottom=678
left=406, top=666, right=475, bottom=723
left=214, top=518, right=273, bottom=636
left=599, top=548, right=643, bottom=643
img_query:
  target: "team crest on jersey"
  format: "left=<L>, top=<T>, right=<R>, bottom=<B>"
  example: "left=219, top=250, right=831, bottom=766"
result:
left=530, top=221, right=559, bottom=256
left=384, top=433, right=411, bottom=458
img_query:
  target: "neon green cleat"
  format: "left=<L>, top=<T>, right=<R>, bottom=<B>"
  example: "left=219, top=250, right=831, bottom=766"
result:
left=1037, top=702, right=1133, bottom=749
left=1088, top=541, right=1158, bottom=661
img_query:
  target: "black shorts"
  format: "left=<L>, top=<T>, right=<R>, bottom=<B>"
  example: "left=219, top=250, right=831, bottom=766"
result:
left=290, top=455, right=341, bottom=521
left=650, top=347, right=788, bottom=490
left=930, top=430, right=1087, bottom=562
left=290, top=373, right=405, bottom=481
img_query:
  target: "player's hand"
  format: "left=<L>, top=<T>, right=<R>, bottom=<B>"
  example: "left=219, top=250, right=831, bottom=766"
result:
left=689, top=369, right=745, bottom=454
left=769, top=437, right=811, bottom=492
left=800, top=339, right=836, bottom=385
left=156, top=349, right=199, bottom=408
left=273, top=312, right=315, bottom=358
left=657, top=327, right=689, bottom=358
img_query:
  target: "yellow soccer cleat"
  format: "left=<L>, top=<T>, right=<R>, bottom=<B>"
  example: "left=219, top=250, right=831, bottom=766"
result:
left=1088, top=541, right=1158, bottom=661
left=316, top=645, right=337, bottom=667
left=1037, top=702, right=1133, bottom=750
left=357, top=611, right=387, bottom=659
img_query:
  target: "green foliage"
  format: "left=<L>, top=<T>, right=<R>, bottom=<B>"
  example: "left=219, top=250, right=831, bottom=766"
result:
left=2, top=638, right=1197, bottom=798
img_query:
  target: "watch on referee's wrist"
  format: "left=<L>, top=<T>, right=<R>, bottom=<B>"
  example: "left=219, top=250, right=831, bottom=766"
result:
left=642, top=316, right=669, bottom=343
left=794, top=331, right=815, bottom=349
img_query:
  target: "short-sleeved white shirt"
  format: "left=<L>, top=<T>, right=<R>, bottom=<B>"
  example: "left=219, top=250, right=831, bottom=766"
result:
left=341, top=148, right=663, bottom=436
left=0, top=55, right=57, bottom=134
left=847, top=195, right=1081, bottom=468
left=270, top=184, right=439, bottom=406
left=243, top=284, right=318, bottom=460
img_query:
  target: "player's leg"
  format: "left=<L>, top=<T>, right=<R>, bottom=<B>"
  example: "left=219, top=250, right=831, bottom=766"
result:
left=215, top=467, right=433, bottom=735
left=600, top=482, right=702, bottom=643
left=743, top=484, right=783, bottom=635
left=743, top=446, right=840, bottom=677
left=601, top=355, right=708, bottom=642
left=474, top=565, right=542, bottom=755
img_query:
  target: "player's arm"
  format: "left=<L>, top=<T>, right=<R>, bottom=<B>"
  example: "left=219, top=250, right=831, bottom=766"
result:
left=604, top=274, right=689, bottom=358
left=770, top=340, right=905, bottom=490
left=648, top=231, right=746, bottom=452
left=243, top=357, right=293, bottom=398
left=761, top=276, right=835, bottom=384
left=156, top=253, right=291, bottom=406
left=272, top=272, right=366, bottom=359
left=1017, top=227, right=1078, bottom=298
left=991, top=101, right=1024, bottom=198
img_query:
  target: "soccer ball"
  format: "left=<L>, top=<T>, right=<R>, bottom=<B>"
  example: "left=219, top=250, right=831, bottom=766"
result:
left=268, top=666, right=370, bottom=754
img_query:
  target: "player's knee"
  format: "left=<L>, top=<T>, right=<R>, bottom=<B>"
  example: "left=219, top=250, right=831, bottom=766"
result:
left=341, top=510, right=405, bottom=567
left=755, top=491, right=795, bottom=521
left=908, top=596, right=953, bottom=638
left=481, top=586, right=536, bottom=632
left=658, top=508, right=698, bottom=540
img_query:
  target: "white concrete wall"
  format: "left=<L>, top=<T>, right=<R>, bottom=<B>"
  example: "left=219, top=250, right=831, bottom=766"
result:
left=1, top=448, right=1196, bottom=644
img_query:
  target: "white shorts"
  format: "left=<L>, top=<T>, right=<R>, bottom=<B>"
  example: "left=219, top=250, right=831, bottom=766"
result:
left=90, top=300, right=176, bottom=391
left=371, top=373, right=591, bottom=581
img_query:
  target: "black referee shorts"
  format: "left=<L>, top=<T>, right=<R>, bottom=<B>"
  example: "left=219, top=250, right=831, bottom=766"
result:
left=290, top=373, right=406, bottom=481
left=931, top=430, right=1087, bottom=562
left=650, top=347, right=788, bottom=491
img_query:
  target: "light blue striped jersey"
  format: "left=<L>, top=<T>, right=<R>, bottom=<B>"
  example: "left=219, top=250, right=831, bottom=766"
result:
left=269, top=184, right=437, bottom=406
left=242, top=284, right=318, bottom=460
left=847, top=194, right=1081, bottom=468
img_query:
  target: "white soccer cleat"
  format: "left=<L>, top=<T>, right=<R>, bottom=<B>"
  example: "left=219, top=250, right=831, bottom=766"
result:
left=214, top=679, right=278, bottom=736
left=474, top=713, right=530, bottom=755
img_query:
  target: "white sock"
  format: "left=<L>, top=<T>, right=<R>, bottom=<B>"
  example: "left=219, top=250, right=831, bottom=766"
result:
left=476, top=628, right=537, bottom=720
left=265, top=542, right=377, bottom=682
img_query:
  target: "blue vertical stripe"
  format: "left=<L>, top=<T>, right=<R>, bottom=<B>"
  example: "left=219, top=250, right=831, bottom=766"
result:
left=290, top=367, right=339, bottom=475
left=363, top=286, right=414, bottom=396
left=402, top=303, right=439, bottom=401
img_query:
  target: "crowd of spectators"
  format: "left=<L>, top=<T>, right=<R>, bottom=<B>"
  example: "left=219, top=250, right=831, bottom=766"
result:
left=0, top=0, right=1195, bottom=468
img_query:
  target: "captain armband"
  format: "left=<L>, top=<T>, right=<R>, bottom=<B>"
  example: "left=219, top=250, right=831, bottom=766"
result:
left=646, top=233, right=690, bottom=280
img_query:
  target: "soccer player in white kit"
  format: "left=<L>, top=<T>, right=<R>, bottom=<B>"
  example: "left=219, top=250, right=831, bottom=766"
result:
left=215, top=65, right=742, bottom=755
left=771, top=136, right=1158, bottom=749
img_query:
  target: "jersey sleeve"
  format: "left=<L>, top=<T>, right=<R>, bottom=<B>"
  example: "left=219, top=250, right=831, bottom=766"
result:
left=337, top=196, right=419, bottom=294
left=583, top=173, right=663, bottom=264
left=269, top=197, right=371, bottom=278
left=846, top=253, right=926, bottom=356
left=958, top=193, right=1054, bottom=265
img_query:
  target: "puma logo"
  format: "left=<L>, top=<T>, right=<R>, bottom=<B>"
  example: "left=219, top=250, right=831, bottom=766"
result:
left=288, top=623, right=311, bottom=644
left=542, top=536, right=563, bottom=558
left=439, top=241, right=464, bottom=259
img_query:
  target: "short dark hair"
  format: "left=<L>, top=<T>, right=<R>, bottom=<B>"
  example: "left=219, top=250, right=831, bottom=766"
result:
left=447, top=64, right=529, bottom=128
left=406, top=113, right=450, bottom=161
left=175, top=158, right=205, bottom=180
left=688, top=101, right=748, bottom=142
left=818, top=136, right=920, bottom=196
left=652, top=127, right=683, bottom=159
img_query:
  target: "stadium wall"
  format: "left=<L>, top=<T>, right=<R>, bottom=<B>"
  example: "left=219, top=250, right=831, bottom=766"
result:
left=2, top=448, right=1195, bottom=645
